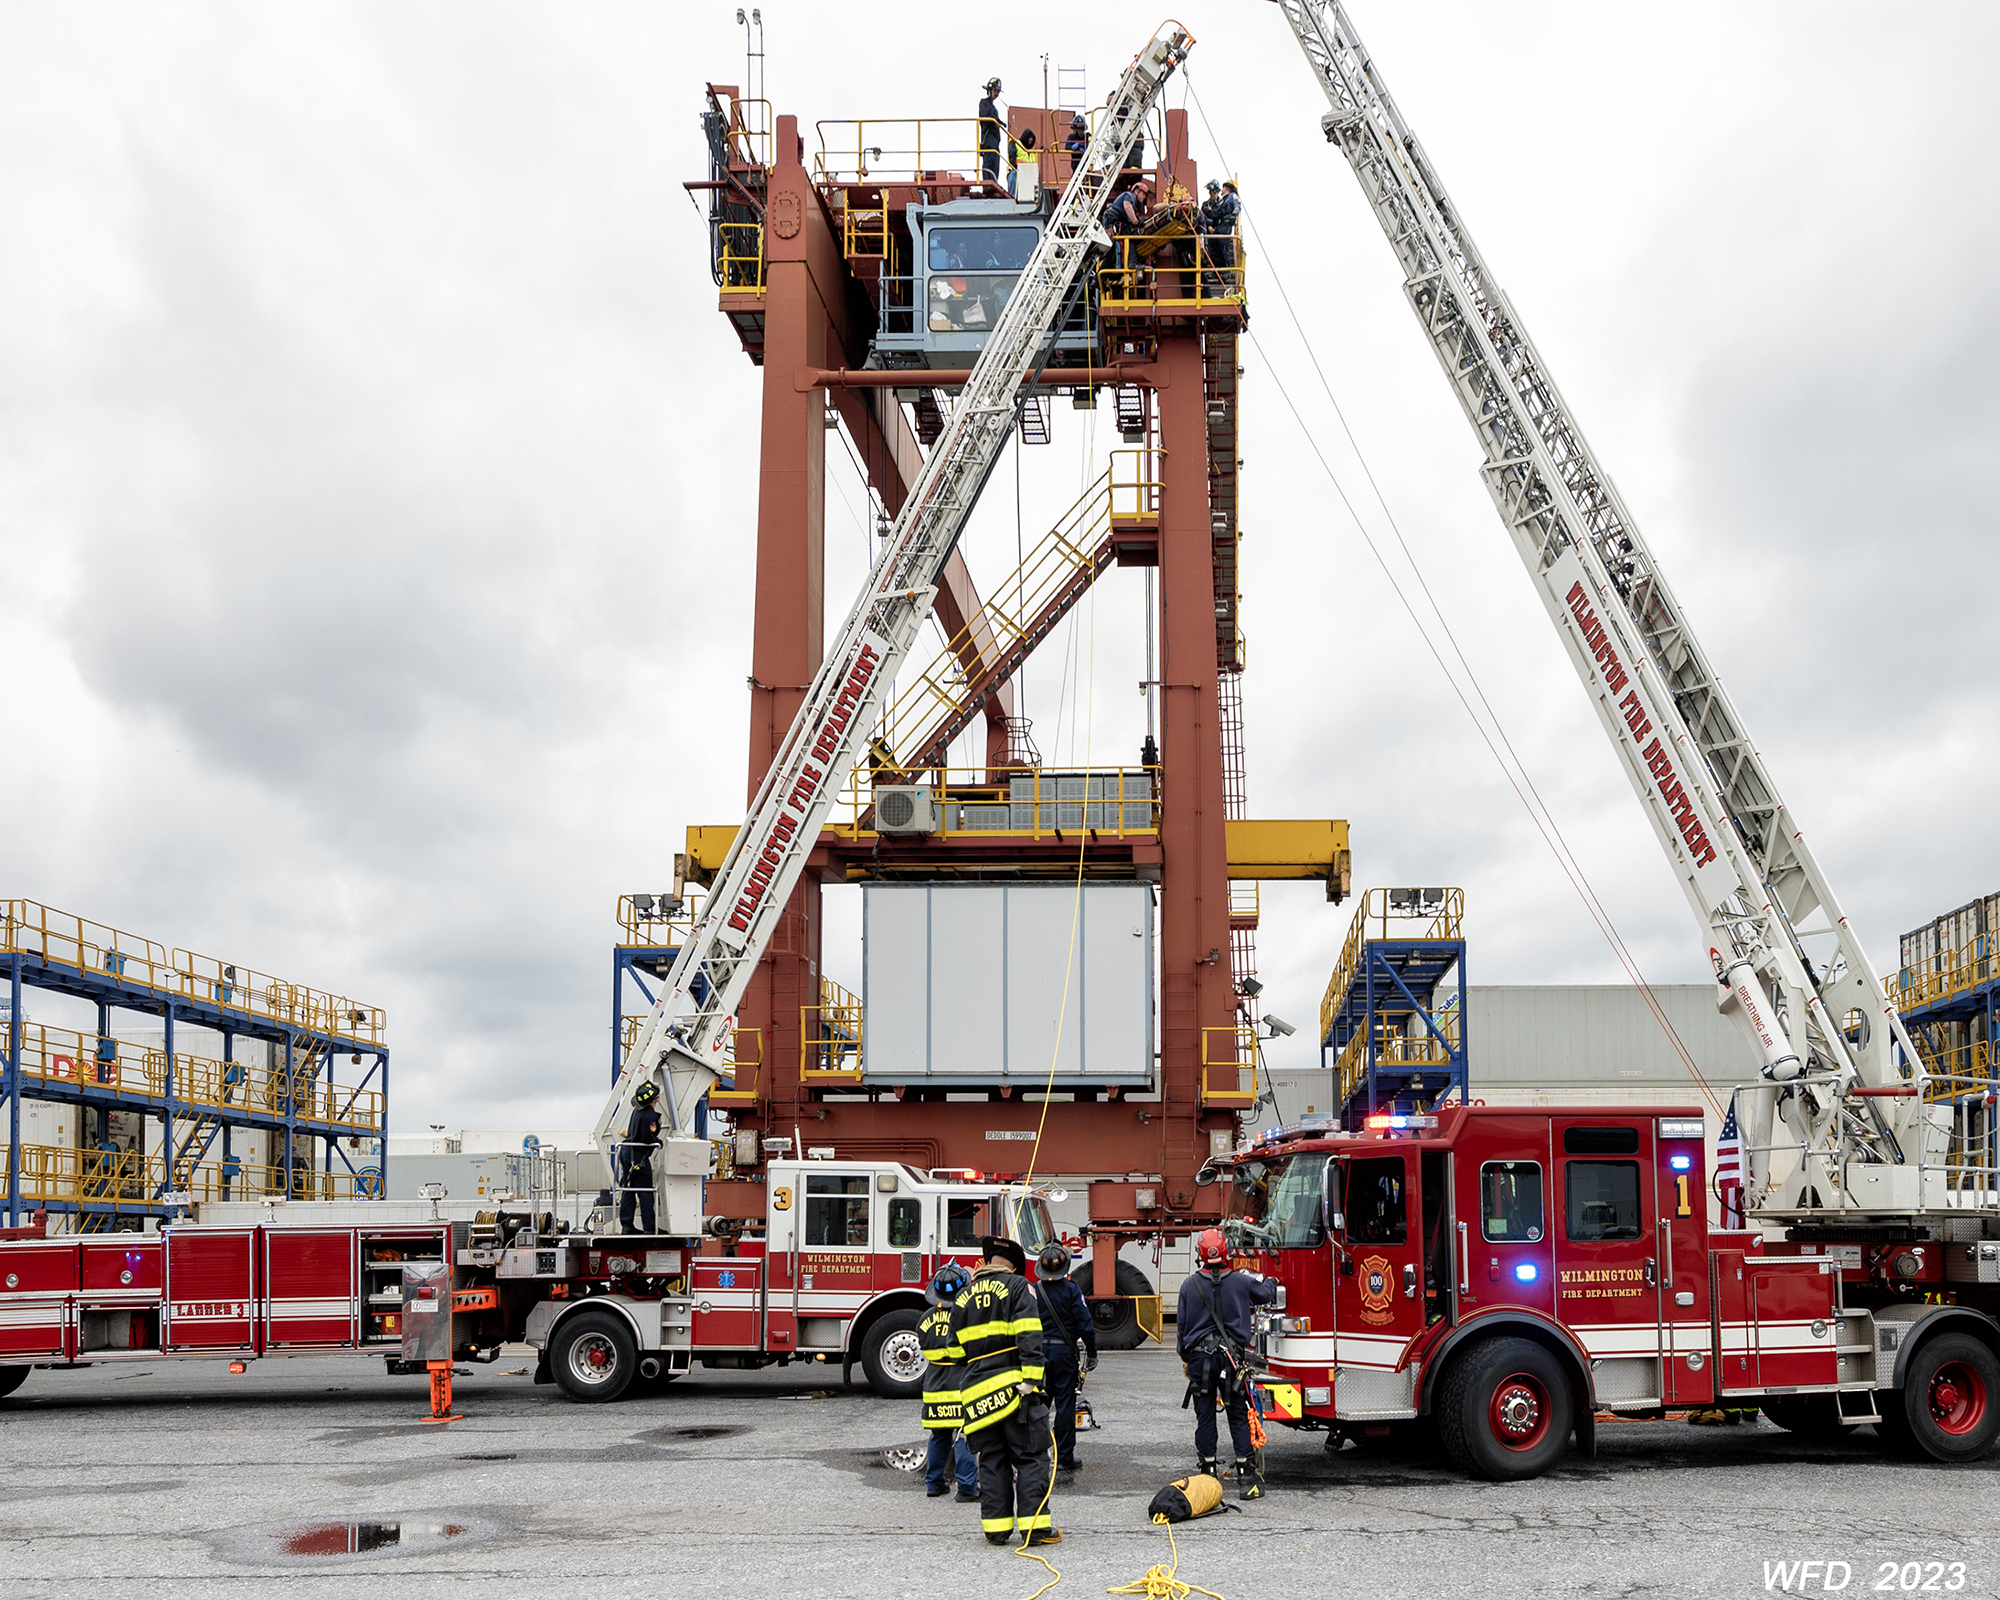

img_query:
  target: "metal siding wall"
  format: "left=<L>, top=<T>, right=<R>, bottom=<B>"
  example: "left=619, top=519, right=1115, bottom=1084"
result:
left=1466, top=985, right=1756, bottom=1097
left=929, top=886, right=1006, bottom=1077
left=858, top=887, right=931, bottom=1078
left=860, top=884, right=1152, bottom=1081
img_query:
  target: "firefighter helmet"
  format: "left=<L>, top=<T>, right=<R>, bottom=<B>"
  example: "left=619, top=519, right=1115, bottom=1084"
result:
left=632, top=1080, right=660, bottom=1106
left=1037, top=1242, right=1072, bottom=1279
left=927, top=1261, right=971, bottom=1305
left=1194, top=1228, right=1229, bottom=1268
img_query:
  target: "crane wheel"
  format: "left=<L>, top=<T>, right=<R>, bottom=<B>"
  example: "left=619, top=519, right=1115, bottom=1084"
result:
left=550, top=1309, right=640, bottom=1403
left=1436, top=1336, right=1573, bottom=1481
left=1879, top=1333, right=2000, bottom=1464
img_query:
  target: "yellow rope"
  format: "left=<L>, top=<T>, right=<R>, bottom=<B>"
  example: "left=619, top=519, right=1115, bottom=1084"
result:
left=1010, top=1407, right=1064, bottom=1600
left=1107, top=1521, right=1227, bottom=1600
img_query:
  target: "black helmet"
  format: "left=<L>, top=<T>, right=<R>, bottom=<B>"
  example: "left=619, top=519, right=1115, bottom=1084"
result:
left=1037, top=1243, right=1072, bottom=1279
left=985, top=77, right=1002, bottom=92
left=927, top=1261, right=972, bottom=1304
left=1205, top=178, right=1220, bottom=193
left=1071, top=113, right=1086, bottom=127
left=980, top=1234, right=1028, bottom=1273
left=632, top=1081, right=659, bottom=1106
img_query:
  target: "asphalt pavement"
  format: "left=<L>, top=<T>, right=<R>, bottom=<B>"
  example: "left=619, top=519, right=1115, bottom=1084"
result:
left=2, top=1341, right=1996, bottom=1599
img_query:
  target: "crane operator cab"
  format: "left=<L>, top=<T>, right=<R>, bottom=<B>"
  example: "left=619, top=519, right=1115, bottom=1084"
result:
left=872, top=196, right=1097, bottom=370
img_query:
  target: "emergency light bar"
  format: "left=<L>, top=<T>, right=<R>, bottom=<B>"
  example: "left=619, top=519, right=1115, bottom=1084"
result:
left=1658, top=1118, right=1706, bottom=1140
left=1365, top=1114, right=1439, bottom=1131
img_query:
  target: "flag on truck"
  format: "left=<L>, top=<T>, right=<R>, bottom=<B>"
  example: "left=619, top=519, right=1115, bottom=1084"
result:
left=1716, top=1099, right=1744, bottom=1228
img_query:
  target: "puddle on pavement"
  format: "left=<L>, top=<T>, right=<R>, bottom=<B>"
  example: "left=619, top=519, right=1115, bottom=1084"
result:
left=454, top=1453, right=516, bottom=1461
left=266, top=1519, right=470, bottom=1559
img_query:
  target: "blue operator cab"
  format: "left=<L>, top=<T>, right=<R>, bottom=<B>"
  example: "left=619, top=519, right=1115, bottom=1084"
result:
left=871, top=196, right=1097, bottom=371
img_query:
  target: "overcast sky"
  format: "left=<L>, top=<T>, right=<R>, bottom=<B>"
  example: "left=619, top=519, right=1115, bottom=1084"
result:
left=2, top=2, right=1994, bottom=1138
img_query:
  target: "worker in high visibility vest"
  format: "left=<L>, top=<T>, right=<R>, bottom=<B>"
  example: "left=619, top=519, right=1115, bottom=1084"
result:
left=949, top=1235, right=1059, bottom=1546
left=919, top=1262, right=979, bottom=1500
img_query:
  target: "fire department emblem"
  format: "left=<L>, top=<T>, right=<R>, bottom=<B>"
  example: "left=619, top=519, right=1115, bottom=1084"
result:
left=1358, top=1254, right=1395, bottom=1326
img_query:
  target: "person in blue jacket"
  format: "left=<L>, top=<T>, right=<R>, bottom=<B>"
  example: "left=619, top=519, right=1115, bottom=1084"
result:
left=1034, top=1243, right=1099, bottom=1474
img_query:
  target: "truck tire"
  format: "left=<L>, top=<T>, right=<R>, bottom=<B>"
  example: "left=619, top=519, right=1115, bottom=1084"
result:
left=1436, top=1336, right=1573, bottom=1481
left=860, top=1308, right=928, bottom=1399
left=550, top=1309, right=639, bottom=1403
left=1760, top=1395, right=1853, bottom=1439
left=0, top=1366, right=25, bottom=1400
left=1089, top=1261, right=1157, bottom=1352
left=1879, top=1333, right=2000, bottom=1464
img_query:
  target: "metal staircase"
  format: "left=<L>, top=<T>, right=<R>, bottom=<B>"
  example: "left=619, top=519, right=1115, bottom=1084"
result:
left=1318, top=887, right=1468, bottom=1124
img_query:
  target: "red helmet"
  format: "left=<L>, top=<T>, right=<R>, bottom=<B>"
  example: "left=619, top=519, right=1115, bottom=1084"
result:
left=1194, top=1228, right=1228, bottom=1268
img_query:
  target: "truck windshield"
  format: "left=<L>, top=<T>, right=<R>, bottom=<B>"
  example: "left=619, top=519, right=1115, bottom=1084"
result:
left=1259, top=1154, right=1329, bottom=1250
left=1008, top=1197, right=1054, bottom=1251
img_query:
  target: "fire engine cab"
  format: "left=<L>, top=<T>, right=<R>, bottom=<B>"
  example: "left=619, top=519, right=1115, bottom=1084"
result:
left=1220, top=1107, right=2000, bottom=1479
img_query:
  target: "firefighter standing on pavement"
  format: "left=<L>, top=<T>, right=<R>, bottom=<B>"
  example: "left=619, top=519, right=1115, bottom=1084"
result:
left=950, top=1235, right=1061, bottom=1547
left=1176, top=1227, right=1278, bottom=1498
left=1033, top=1243, right=1097, bottom=1475
left=617, top=1081, right=663, bottom=1235
left=918, top=1262, right=980, bottom=1501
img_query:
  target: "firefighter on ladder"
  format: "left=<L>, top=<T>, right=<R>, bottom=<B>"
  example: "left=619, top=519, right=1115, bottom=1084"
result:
left=951, top=1235, right=1062, bottom=1547
left=919, top=1262, right=980, bottom=1501
left=617, top=1081, right=662, bottom=1235
left=1176, top=1227, right=1277, bottom=1498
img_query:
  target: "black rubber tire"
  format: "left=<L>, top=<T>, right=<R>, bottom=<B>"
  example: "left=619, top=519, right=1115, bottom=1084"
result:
left=1761, top=1395, right=1854, bottom=1439
left=1436, top=1336, right=1573, bottom=1481
left=1089, top=1260, right=1156, bottom=1352
left=549, top=1309, right=639, bottom=1403
left=0, top=1366, right=26, bottom=1400
left=1881, top=1333, right=2000, bottom=1464
left=859, top=1307, right=929, bottom=1400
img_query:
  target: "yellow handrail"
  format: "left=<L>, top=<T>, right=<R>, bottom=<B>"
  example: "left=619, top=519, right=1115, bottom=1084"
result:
left=831, top=764, right=1160, bottom=843
left=1319, top=888, right=1465, bottom=1044
left=1200, top=1024, right=1257, bottom=1108
left=1098, top=231, right=1247, bottom=311
left=1895, top=934, right=2000, bottom=1013
left=801, top=977, right=865, bottom=1081
left=0, top=899, right=384, bottom=1045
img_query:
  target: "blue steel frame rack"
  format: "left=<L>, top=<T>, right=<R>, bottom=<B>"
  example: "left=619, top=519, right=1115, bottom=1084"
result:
left=2, top=905, right=387, bottom=1229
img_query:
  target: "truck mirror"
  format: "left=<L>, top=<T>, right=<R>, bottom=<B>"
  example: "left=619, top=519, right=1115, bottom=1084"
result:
left=1329, top=1211, right=1345, bottom=1233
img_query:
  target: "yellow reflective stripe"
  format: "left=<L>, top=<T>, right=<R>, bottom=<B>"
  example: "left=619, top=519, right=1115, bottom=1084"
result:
left=957, top=1315, right=1041, bottom=1340
left=960, top=1370, right=1026, bottom=1401
left=1019, top=1365, right=1044, bottom=1382
left=1018, top=1511, right=1052, bottom=1530
left=981, top=1515, right=1016, bottom=1533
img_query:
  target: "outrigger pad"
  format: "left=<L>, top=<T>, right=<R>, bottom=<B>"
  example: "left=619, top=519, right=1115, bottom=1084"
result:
left=1146, top=1473, right=1237, bottom=1523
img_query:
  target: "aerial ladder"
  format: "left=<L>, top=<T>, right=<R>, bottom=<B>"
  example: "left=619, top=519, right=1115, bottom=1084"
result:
left=592, top=23, right=1195, bottom=1230
left=1274, top=1, right=1970, bottom=1221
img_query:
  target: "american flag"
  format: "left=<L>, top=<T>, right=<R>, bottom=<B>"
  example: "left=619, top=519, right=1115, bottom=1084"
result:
left=1715, top=1099, right=1744, bottom=1229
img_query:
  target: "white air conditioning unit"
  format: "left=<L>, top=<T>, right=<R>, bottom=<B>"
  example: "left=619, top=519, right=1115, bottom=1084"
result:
left=874, top=786, right=938, bottom=835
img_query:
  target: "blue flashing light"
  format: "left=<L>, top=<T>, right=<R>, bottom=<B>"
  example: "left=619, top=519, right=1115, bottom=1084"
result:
left=1669, top=1155, right=1692, bottom=1171
left=1513, top=1262, right=1538, bottom=1283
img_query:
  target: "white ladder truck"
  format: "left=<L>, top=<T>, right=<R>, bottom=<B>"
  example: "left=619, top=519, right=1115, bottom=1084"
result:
left=1274, top=2, right=1992, bottom=1229
left=592, top=23, right=1196, bottom=1234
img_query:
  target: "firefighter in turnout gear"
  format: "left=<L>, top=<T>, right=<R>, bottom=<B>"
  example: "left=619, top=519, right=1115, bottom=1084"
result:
left=950, top=1235, right=1060, bottom=1546
left=617, top=1081, right=663, bottom=1234
left=919, top=1262, right=979, bottom=1500
left=1176, top=1227, right=1278, bottom=1498
left=1034, top=1242, right=1097, bottom=1473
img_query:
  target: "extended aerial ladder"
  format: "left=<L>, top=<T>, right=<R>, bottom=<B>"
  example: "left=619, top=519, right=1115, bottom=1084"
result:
left=1275, top=1, right=1967, bottom=1220
left=593, top=23, right=1195, bottom=1230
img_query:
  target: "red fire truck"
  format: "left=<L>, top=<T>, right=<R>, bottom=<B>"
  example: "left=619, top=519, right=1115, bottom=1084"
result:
left=0, top=1161, right=1058, bottom=1404
left=1222, top=1107, right=2000, bottom=1479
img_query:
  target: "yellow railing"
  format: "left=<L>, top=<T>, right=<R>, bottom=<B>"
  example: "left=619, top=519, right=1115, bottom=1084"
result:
left=1098, top=231, right=1246, bottom=311
left=1335, top=1022, right=1462, bottom=1110
left=878, top=471, right=1116, bottom=765
left=616, top=891, right=704, bottom=949
left=709, top=90, right=774, bottom=171
left=1896, top=935, right=2000, bottom=1013
left=814, top=117, right=991, bottom=185
left=1229, top=881, right=1261, bottom=931
left=1108, top=448, right=1164, bottom=525
left=840, top=197, right=891, bottom=259
left=718, top=220, right=765, bottom=292
left=5, top=1021, right=381, bottom=1132
left=832, top=764, right=1159, bottom=842
left=705, top=1029, right=765, bottom=1107
left=801, top=977, right=865, bottom=1082
left=1201, top=1024, right=1257, bottom=1109
left=1319, top=888, right=1465, bottom=1043
left=0, top=899, right=384, bottom=1046
left=0, top=1143, right=380, bottom=1208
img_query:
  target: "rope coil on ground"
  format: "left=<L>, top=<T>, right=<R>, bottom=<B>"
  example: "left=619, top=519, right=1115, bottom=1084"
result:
left=1107, top=1522, right=1227, bottom=1600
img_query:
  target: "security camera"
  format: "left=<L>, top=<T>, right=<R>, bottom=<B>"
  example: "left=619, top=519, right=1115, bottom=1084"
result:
left=1261, top=1014, right=1297, bottom=1038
